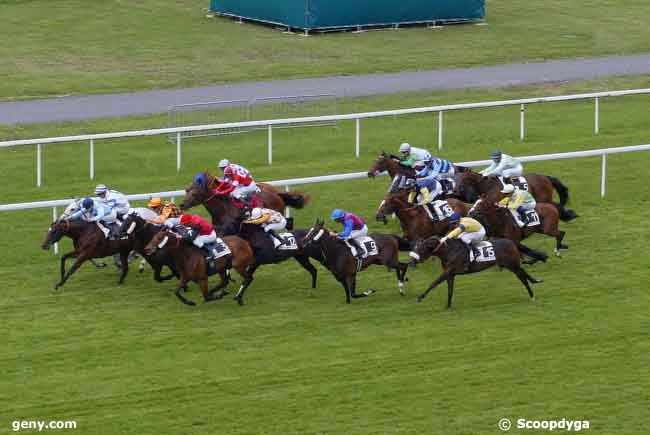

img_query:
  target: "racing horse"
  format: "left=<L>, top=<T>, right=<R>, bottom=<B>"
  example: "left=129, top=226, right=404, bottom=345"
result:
left=408, top=236, right=542, bottom=309
left=41, top=219, right=134, bottom=290
left=181, top=171, right=310, bottom=231
left=145, top=227, right=255, bottom=306
left=231, top=223, right=325, bottom=305
left=375, top=189, right=470, bottom=241
left=301, top=219, right=411, bottom=303
left=118, top=212, right=178, bottom=282
left=455, top=170, right=577, bottom=221
left=469, top=197, right=569, bottom=263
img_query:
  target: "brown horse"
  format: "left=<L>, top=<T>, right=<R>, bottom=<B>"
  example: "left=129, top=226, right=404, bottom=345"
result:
left=470, top=198, right=568, bottom=263
left=145, top=228, right=255, bottom=306
left=367, top=151, right=416, bottom=180
left=376, top=190, right=470, bottom=241
left=409, top=236, right=542, bottom=309
left=302, top=219, right=411, bottom=303
left=41, top=220, right=134, bottom=290
left=181, top=171, right=310, bottom=230
left=455, top=170, right=577, bottom=221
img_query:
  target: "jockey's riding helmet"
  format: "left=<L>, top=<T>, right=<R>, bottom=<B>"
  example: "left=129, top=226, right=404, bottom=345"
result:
left=331, top=209, right=345, bottom=221
left=94, top=184, right=108, bottom=196
left=179, top=214, right=192, bottom=226
left=218, top=159, right=230, bottom=169
left=148, top=197, right=163, bottom=209
left=82, top=198, right=94, bottom=210
left=249, top=208, right=263, bottom=220
left=449, top=212, right=461, bottom=223
left=490, top=150, right=502, bottom=161
left=223, top=166, right=234, bottom=177
left=501, top=184, right=515, bottom=194
left=399, top=143, right=411, bottom=153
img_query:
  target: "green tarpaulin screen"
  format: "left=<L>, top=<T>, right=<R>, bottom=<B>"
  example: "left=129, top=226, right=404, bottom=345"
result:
left=209, top=0, right=485, bottom=30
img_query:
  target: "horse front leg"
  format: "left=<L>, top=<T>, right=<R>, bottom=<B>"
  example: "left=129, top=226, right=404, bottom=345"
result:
left=416, top=270, right=451, bottom=303
left=234, top=264, right=258, bottom=306
left=174, top=279, right=195, bottom=306
left=446, top=274, right=456, bottom=309
left=54, top=254, right=90, bottom=290
left=59, top=251, right=76, bottom=282
left=294, top=256, right=318, bottom=289
left=396, top=262, right=409, bottom=296
left=117, top=251, right=129, bottom=284
left=554, top=230, right=568, bottom=256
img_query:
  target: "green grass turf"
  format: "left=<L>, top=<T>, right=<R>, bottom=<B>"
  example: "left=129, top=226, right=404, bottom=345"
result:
left=3, top=0, right=650, bottom=100
left=1, top=79, right=650, bottom=434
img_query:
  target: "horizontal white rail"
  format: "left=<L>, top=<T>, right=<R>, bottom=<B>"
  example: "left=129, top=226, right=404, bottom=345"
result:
left=2, top=143, right=649, bottom=213
left=1, top=88, right=649, bottom=148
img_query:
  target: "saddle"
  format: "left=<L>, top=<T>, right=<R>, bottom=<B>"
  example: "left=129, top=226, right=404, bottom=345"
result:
left=423, top=200, right=454, bottom=222
left=439, top=178, right=455, bottom=195
left=202, top=239, right=232, bottom=261
left=271, top=232, right=298, bottom=251
left=500, top=176, right=529, bottom=191
left=467, top=241, right=496, bottom=263
left=343, top=236, right=378, bottom=259
left=512, top=210, right=540, bottom=228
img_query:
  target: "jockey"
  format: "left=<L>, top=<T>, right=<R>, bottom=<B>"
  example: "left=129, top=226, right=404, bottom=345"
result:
left=479, top=150, right=523, bottom=178
left=68, top=198, right=112, bottom=238
left=398, top=143, right=432, bottom=168
left=243, top=207, right=287, bottom=248
left=331, top=209, right=368, bottom=259
left=147, top=197, right=182, bottom=227
left=439, top=212, right=486, bottom=261
left=94, top=184, right=130, bottom=221
left=410, top=161, right=443, bottom=206
left=499, top=184, right=537, bottom=225
left=217, top=159, right=259, bottom=204
left=179, top=213, right=218, bottom=257
left=427, top=156, right=455, bottom=181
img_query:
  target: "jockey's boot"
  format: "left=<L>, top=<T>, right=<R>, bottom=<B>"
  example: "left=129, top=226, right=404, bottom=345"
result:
left=267, top=230, right=286, bottom=248
left=519, top=213, right=529, bottom=226
left=350, top=239, right=365, bottom=259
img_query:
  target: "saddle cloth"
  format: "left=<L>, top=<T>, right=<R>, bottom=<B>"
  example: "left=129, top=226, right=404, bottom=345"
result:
left=204, top=238, right=231, bottom=260
left=345, top=236, right=379, bottom=258
left=499, top=176, right=529, bottom=191
left=439, top=178, right=456, bottom=195
left=513, top=210, right=540, bottom=227
left=423, top=200, right=455, bottom=222
left=470, top=241, right=496, bottom=263
left=274, top=232, right=298, bottom=251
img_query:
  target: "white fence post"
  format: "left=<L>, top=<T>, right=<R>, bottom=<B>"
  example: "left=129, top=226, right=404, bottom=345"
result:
left=89, top=139, right=95, bottom=180
left=37, top=144, right=42, bottom=187
left=520, top=104, right=526, bottom=141
left=355, top=118, right=360, bottom=158
left=594, top=97, right=600, bottom=135
left=284, top=185, right=291, bottom=217
left=438, top=111, right=444, bottom=150
left=52, top=206, right=59, bottom=255
left=268, top=125, right=273, bottom=165
left=601, top=154, right=607, bottom=198
left=176, top=132, right=182, bottom=172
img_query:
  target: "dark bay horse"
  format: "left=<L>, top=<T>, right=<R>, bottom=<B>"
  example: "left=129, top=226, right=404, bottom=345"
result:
left=118, top=212, right=178, bottom=282
left=455, top=170, right=577, bottom=221
left=367, top=151, right=416, bottom=180
left=145, top=228, right=255, bottom=306
left=181, top=171, right=310, bottom=229
left=469, top=199, right=569, bottom=262
left=302, top=219, right=411, bottom=303
left=232, top=223, right=325, bottom=305
left=376, top=190, right=470, bottom=241
left=41, top=220, right=134, bottom=290
left=409, top=237, right=542, bottom=309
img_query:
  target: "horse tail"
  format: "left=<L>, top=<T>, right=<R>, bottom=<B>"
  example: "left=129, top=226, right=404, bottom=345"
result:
left=278, top=191, right=311, bottom=209
left=547, top=176, right=569, bottom=208
left=547, top=176, right=578, bottom=221
left=391, top=235, right=413, bottom=252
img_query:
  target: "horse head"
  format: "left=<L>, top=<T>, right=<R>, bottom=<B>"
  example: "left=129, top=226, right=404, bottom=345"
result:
left=144, top=227, right=177, bottom=256
left=409, top=236, right=441, bottom=264
left=118, top=210, right=144, bottom=239
left=41, top=220, right=70, bottom=250
left=376, top=191, right=407, bottom=224
left=303, top=218, right=327, bottom=247
left=367, top=151, right=391, bottom=178
left=181, top=173, right=211, bottom=210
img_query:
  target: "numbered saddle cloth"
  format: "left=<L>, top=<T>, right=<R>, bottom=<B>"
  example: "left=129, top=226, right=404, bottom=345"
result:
left=500, top=176, right=529, bottom=191
left=205, top=238, right=232, bottom=260
left=345, top=236, right=379, bottom=259
left=513, top=210, right=540, bottom=227
left=424, top=200, right=455, bottom=222
left=471, top=241, right=496, bottom=263
left=276, top=232, right=299, bottom=251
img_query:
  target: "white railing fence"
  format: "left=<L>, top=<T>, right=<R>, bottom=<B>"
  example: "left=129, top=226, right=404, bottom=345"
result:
left=1, top=88, right=649, bottom=187
left=3, top=144, right=650, bottom=255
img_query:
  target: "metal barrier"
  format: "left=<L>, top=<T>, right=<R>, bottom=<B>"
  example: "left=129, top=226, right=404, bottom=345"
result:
left=1, top=88, right=649, bottom=186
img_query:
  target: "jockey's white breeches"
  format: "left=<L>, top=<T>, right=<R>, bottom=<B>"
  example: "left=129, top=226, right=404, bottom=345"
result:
left=164, top=217, right=181, bottom=228
left=459, top=228, right=486, bottom=245
left=437, top=166, right=455, bottom=180
left=263, top=217, right=286, bottom=232
left=231, top=182, right=258, bottom=200
left=501, top=165, right=523, bottom=177
left=344, top=225, right=369, bottom=240
left=194, top=231, right=217, bottom=248
left=100, top=209, right=118, bottom=224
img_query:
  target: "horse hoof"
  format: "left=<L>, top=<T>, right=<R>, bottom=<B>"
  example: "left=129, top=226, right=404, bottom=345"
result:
left=416, top=297, right=423, bottom=303
left=363, top=289, right=375, bottom=296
